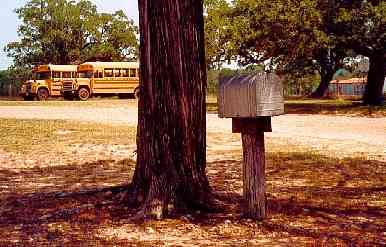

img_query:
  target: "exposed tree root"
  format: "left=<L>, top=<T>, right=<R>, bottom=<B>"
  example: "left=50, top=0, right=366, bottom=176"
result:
left=121, top=181, right=224, bottom=221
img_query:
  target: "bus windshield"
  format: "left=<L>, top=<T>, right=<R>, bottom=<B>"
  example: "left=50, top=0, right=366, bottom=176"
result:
left=35, top=72, right=51, bottom=80
left=78, top=71, right=93, bottom=78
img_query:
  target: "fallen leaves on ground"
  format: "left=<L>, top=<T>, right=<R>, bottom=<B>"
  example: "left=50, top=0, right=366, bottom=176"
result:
left=0, top=119, right=385, bottom=246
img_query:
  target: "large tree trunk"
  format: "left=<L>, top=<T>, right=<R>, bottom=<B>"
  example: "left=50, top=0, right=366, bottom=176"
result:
left=310, top=68, right=335, bottom=98
left=310, top=49, right=338, bottom=98
left=129, top=0, right=212, bottom=219
left=363, top=54, right=385, bottom=105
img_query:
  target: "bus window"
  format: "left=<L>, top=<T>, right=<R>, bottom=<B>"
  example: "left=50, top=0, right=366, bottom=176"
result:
left=114, top=69, right=121, bottom=77
left=99, top=71, right=103, bottom=78
left=129, top=69, right=136, bottom=78
left=78, top=71, right=93, bottom=78
left=121, top=69, right=129, bottom=77
left=62, top=72, right=72, bottom=78
left=53, top=71, right=61, bottom=78
left=94, top=71, right=99, bottom=78
left=36, top=72, right=51, bottom=80
left=104, top=69, right=113, bottom=77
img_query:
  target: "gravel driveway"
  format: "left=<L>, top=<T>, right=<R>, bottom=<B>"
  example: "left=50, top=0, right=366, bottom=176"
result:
left=0, top=105, right=385, bottom=160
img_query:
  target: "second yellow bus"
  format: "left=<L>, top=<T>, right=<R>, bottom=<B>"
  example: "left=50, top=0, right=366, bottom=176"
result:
left=62, top=62, right=140, bottom=100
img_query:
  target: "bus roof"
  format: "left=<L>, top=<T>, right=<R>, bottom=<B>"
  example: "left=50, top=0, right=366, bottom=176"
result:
left=35, top=65, right=78, bottom=72
left=78, top=62, right=139, bottom=71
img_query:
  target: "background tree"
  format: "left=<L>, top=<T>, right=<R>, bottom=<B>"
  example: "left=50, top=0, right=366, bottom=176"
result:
left=0, top=70, right=12, bottom=96
left=204, top=0, right=265, bottom=95
left=204, top=0, right=233, bottom=69
left=206, top=65, right=264, bottom=95
left=128, top=0, right=213, bottom=219
left=204, top=0, right=359, bottom=97
left=5, top=0, right=138, bottom=67
left=228, top=0, right=352, bottom=97
left=328, top=0, right=386, bottom=105
left=0, top=67, right=30, bottom=96
left=83, top=10, right=138, bottom=62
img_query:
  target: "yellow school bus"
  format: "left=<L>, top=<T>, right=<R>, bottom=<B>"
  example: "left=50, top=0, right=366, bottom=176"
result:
left=62, top=62, right=140, bottom=101
left=20, top=64, right=78, bottom=101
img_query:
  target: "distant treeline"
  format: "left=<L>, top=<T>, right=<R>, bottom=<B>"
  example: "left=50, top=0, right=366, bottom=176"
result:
left=2, top=0, right=139, bottom=97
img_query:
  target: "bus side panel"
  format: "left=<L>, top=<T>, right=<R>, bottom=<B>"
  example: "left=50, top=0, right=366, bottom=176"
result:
left=92, top=77, right=139, bottom=94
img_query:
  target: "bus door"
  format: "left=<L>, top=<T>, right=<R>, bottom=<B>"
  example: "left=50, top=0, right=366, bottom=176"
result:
left=91, top=69, right=102, bottom=94
left=51, top=71, right=62, bottom=96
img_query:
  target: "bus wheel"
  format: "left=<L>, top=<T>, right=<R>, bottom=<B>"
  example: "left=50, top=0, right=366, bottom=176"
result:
left=134, top=87, right=140, bottom=99
left=37, top=88, right=49, bottom=101
left=78, top=88, right=90, bottom=101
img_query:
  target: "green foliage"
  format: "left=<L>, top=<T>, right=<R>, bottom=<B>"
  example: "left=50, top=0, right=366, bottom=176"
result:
left=284, top=73, right=320, bottom=96
left=331, top=1, right=386, bottom=56
left=0, top=67, right=30, bottom=96
left=5, top=0, right=138, bottom=67
left=207, top=69, right=220, bottom=95
left=206, top=65, right=265, bottom=95
left=329, top=1, right=386, bottom=104
left=204, top=0, right=357, bottom=96
left=0, top=70, right=11, bottom=94
left=204, top=0, right=233, bottom=69
left=229, top=0, right=350, bottom=74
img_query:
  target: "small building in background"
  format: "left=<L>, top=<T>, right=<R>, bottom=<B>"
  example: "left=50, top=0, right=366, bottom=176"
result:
left=327, top=78, right=367, bottom=97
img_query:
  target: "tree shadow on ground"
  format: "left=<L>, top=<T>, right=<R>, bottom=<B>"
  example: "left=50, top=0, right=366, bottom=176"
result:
left=0, top=158, right=137, bottom=245
left=204, top=152, right=386, bottom=245
left=0, top=153, right=385, bottom=245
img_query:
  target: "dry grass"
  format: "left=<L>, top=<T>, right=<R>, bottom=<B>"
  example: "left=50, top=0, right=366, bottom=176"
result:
left=285, top=99, right=386, bottom=117
left=0, top=119, right=136, bottom=154
left=0, top=98, right=138, bottom=108
left=206, top=97, right=386, bottom=117
left=206, top=95, right=219, bottom=114
left=0, top=118, right=385, bottom=246
left=2, top=97, right=385, bottom=117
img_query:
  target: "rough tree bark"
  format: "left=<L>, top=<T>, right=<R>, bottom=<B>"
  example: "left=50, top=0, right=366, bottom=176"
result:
left=128, top=0, right=213, bottom=219
left=363, top=54, right=385, bottom=106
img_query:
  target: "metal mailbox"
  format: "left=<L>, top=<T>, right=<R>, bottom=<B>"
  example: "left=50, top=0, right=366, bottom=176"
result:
left=218, top=73, right=284, bottom=118
left=217, top=72, right=285, bottom=219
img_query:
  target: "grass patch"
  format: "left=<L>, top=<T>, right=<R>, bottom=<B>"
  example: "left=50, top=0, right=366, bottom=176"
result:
left=0, top=119, right=136, bottom=154
left=0, top=98, right=138, bottom=108
left=285, top=99, right=386, bottom=117
left=206, top=95, right=218, bottom=113
left=206, top=97, right=386, bottom=117
left=1, top=96, right=220, bottom=112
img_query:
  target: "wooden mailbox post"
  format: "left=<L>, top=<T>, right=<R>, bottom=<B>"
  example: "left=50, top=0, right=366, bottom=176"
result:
left=218, top=73, right=284, bottom=220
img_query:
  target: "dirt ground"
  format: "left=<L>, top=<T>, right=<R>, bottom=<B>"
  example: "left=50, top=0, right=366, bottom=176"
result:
left=0, top=99, right=385, bottom=246
left=0, top=102, right=385, bottom=160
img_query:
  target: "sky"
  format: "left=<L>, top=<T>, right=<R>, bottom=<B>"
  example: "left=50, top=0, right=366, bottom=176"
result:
left=0, top=0, right=139, bottom=70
